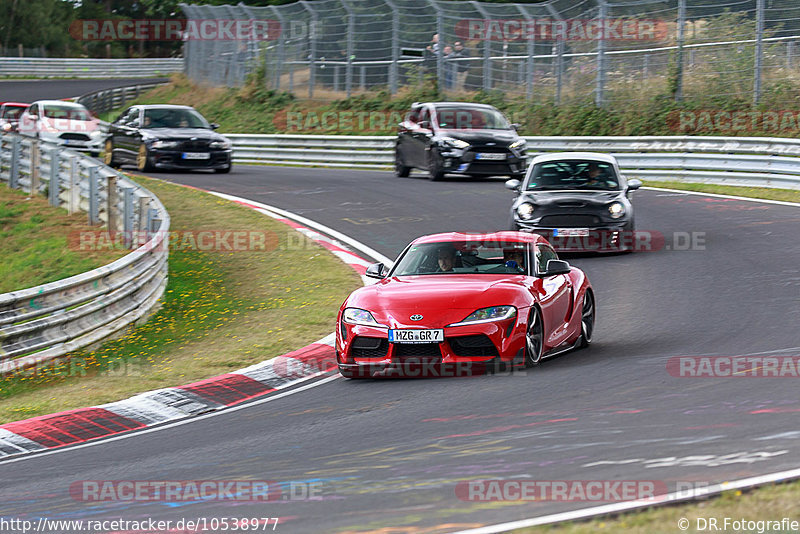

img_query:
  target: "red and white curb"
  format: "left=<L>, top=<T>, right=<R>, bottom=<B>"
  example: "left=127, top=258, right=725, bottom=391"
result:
left=0, top=188, right=383, bottom=460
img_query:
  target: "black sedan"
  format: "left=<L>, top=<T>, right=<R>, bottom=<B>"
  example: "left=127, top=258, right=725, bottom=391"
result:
left=506, top=152, right=642, bottom=252
left=395, top=102, right=527, bottom=181
left=104, top=105, right=232, bottom=173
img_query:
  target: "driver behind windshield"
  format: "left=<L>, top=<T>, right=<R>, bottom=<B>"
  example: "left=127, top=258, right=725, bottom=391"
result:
left=436, top=245, right=457, bottom=272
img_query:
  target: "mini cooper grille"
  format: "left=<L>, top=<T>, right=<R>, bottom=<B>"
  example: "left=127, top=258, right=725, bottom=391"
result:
left=448, top=335, right=499, bottom=357
left=393, top=342, right=442, bottom=360
left=60, top=133, right=90, bottom=141
left=351, top=336, right=389, bottom=358
left=538, top=215, right=601, bottom=227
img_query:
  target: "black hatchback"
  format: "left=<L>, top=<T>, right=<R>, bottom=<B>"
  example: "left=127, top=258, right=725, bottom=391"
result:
left=395, top=102, right=527, bottom=181
left=104, top=105, right=233, bottom=173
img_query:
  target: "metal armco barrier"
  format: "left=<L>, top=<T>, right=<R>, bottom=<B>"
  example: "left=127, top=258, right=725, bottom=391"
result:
left=0, top=57, right=183, bottom=78
left=76, top=82, right=169, bottom=115
left=226, top=134, right=800, bottom=189
left=0, top=134, right=170, bottom=375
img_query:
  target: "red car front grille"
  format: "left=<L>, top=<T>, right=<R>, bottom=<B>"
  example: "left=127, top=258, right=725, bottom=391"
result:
left=393, top=343, right=442, bottom=361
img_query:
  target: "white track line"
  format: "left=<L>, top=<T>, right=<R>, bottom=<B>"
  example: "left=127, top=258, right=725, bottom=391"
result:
left=453, top=467, right=800, bottom=533
left=643, top=185, right=800, bottom=207
left=0, top=374, right=341, bottom=465
left=207, top=190, right=393, bottom=265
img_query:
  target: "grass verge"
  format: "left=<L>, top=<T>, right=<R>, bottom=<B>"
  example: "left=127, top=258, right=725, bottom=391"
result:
left=520, top=483, right=799, bottom=533
left=0, top=184, right=127, bottom=293
left=0, top=175, right=362, bottom=422
left=644, top=181, right=800, bottom=203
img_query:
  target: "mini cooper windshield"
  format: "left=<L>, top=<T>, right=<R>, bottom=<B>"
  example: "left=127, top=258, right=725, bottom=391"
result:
left=392, top=241, right=528, bottom=276
left=527, top=160, right=621, bottom=191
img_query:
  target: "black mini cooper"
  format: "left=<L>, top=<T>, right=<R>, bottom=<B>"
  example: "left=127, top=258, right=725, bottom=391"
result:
left=507, top=152, right=642, bottom=252
left=395, top=102, right=527, bottom=181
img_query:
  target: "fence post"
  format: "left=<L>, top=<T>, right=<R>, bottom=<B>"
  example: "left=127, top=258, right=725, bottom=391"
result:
left=470, top=1, right=492, bottom=92
left=123, top=187, right=135, bottom=248
left=595, top=0, right=608, bottom=107
left=384, top=0, right=400, bottom=94
left=556, top=41, right=564, bottom=106
left=753, top=0, right=765, bottom=106
left=300, top=1, right=319, bottom=98
left=787, top=41, right=795, bottom=70
left=270, top=5, right=287, bottom=90
left=106, top=175, right=118, bottom=232
left=88, top=166, right=100, bottom=225
left=9, top=136, right=20, bottom=189
left=341, top=0, right=355, bottom=98
left=675, top=0, right=686, bottom=101
left=49, top=148, right=60, bottom=206
left=68, top=156, right=79, bottom=214
left=517, top=5, right=535, bottom=102
left=30, top=141, right=40, bottom=196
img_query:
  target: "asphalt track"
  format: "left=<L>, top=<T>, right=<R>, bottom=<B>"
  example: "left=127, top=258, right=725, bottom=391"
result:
left=0, top=78, right=169, bottom=102
left=2, top=162, right=800, bottom=533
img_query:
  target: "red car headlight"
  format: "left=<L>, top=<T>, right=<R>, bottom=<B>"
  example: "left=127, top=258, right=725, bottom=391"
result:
left=447, top=306, right=517, bottom=327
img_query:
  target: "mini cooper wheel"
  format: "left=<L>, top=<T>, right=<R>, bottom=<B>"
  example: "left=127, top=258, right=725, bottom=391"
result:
left=103, top=140, right=119, bottom=168
left=395, top=150, right=411, bottom=177
left=579, top=290, right=595, bottom=348
left=524, top=307, right=544, bottom=367
left=428, top=148, right=445, bottom=181
left=137, top=143, right=154, bottom=172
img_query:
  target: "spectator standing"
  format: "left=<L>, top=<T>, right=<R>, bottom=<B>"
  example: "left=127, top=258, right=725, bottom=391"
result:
left=453, top=41, right=471, bottom=91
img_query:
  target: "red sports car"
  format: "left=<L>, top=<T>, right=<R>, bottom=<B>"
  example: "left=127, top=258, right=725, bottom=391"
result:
left=336, top=231, right=594, bottom=378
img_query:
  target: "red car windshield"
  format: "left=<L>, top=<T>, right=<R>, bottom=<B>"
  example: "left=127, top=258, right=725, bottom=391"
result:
left=392, top=241, right=528, bottom=276
left=2, top=106, right=25, bottom=119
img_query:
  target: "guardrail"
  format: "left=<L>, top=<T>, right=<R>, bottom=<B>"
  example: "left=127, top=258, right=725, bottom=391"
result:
left=76, top=81, right=169, bottom=115
left=0, top=57, right=183, bottom=78
left=226, top=134, right=800, bottom=189
left=0, top=134, right=170, bottom=375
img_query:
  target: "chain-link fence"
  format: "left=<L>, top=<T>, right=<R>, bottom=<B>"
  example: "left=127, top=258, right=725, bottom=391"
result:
left=180, top=0, right=800, bottom=107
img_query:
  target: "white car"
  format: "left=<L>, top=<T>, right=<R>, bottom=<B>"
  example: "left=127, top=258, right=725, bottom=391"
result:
left=17, top=100, right=104, bottom=156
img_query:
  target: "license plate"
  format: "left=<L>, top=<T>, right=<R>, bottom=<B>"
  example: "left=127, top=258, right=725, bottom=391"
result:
left=553, top=228, right=590, bottom=237
left=475, top=153, right=506, bottom=161
left=388, top=329, right=444, bottom=344
left=183, top=152, right=211, bottom=160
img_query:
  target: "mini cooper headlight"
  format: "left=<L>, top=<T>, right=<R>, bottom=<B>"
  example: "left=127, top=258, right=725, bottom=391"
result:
left=516, top=202, right=535, bottom=220
left=449, top=306, right=517, bottom=326
left=343, top=307, right=383, bottom=327
left=608, top=202, right=625, bottom=219
left=440, top=136, right=469, bottom=149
